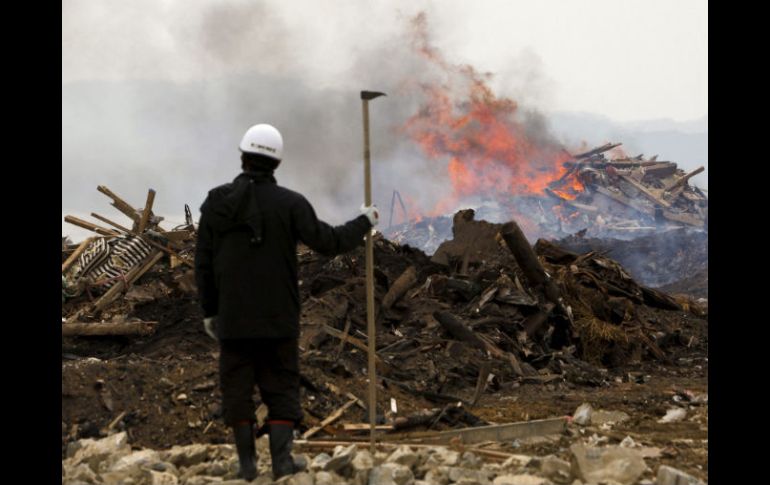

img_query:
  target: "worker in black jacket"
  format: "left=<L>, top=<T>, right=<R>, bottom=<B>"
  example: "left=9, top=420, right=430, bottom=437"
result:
left=194, top=123, right=378, bottom=480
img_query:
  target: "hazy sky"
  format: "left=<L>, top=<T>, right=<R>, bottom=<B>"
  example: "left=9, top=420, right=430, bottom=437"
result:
left=62, top=0, right=707, bottom=242
left=63, top=0, right=707, bottom=121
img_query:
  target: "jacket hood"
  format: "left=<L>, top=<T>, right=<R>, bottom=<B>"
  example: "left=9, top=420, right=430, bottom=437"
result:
left=200, top=171, right=276, bottom=244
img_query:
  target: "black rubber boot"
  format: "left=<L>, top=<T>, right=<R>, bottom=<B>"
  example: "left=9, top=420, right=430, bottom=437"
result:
left=268, top=422, right=307, bottom=479
left=233, top=422, right=258, bottom=481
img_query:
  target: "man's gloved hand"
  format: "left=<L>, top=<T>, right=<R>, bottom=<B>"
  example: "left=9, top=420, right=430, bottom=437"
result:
left=203, top=317, right=217, bottom=340
left=360, top=204, right=379, bottom=227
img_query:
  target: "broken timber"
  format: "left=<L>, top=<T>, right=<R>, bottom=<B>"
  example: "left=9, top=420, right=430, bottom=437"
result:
left=302, top=397, right=359, bottom=439
left=62, top=321, right=158, bottom=337
left=92, top=250, right=164, bottom=312
left=62, top=237, right=97, bottom=273
left=500, top=221, right=570, bottom=321
left=137, top=189, right=156, bottom=233
left=97, top=185, right=141, bottom=222
left=396, top=417, right=568, bottom=445
left=64, top=216, right=121, bottom=237
left=381, top=266, right=417, bottom=309
left=618, top=174, right=671, bottom=208
left=434, top=311, right=526, bottom=377
left=343, top=424, right=395, bottom=432
left=665, top=166, right=705, bottom=192
left=91, top=213, right=133, bottom=233
left=314, top=417, right=568, bottom=446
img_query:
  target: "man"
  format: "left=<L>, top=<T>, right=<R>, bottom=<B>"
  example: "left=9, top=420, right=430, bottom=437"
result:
left=194, top=124, right=378, bottom=480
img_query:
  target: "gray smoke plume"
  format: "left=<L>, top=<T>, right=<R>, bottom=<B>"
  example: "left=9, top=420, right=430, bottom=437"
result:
left=63, top=2, right=704, bottom=244
left=65, top=4, right=434, bottom=236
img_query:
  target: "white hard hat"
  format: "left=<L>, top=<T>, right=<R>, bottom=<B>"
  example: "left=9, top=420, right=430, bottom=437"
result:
left=239, top=124, right=283, bottom=160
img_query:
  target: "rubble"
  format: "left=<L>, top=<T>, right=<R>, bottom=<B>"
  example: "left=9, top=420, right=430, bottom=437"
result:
left=658, top=408, right=687, bottom=424
left=62, top=188, right=707, bottom=483
left=385, top=143, right=707, bottom=244
left=657, top=465, right=706, bottom=485
left=571, top=404, right=592, bottom=426
left=569, top=443, right=647, bottom=485
left=63, top=431, right=708, bottom=485
left=546, top=143, right=707, bottom=234
left=63, top=200, right=706, bottom=437
left=62, top=186, right=196, bottom=335
left=383, top=143, right=707, bottom=296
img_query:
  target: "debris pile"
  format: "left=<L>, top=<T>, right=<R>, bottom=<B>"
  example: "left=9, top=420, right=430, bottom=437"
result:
left=546, top=142, right=707, bottom=233
left=384, top=142, right=707, bottom=261
left=297, top=209, right=702, bottom=413
left=64, top=192, right=707, bottom=445
left=62, top=186, right=196, bottom=336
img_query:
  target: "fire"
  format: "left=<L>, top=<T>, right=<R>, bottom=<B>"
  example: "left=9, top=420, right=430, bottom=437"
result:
left=550, top=167, right=586, bottom=200
left=402, top=13, right=575, bottom=219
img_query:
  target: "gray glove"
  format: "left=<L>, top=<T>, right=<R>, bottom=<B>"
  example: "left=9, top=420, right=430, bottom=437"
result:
left=203, top=317, right=217, bottom=340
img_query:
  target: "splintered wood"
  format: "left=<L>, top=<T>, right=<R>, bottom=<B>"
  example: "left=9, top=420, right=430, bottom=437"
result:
left=547, top=142, right=707, bottom=231
left=63, top=185, right=197, bottom=335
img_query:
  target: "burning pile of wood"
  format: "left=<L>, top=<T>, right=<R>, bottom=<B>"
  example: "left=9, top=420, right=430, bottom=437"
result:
left=62, top=186, right=196, bottom=336
left=547, top=142, right=707, bottom=233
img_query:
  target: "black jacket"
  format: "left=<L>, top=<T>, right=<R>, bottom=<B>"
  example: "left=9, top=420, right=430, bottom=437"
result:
left=194, top=171, right=371, bottom=338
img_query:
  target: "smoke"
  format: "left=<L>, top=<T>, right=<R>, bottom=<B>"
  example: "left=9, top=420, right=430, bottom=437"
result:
left=62, top=1, right=704, bottom=243
left=63, top=2, right=456, bottom=240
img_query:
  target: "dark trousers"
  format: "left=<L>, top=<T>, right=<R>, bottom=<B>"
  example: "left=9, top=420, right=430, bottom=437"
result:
left=219, top=338, right=303, bottom=426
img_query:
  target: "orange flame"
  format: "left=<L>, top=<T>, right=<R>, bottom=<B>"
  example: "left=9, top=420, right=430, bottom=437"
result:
left=550, top=167, right=586, bottom=200
left=402, top=13, right=574, bottom=218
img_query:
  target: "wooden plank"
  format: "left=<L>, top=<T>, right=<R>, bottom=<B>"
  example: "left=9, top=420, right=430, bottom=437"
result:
left=593, top=186, right=654, bottom=216
left=401, top=417, right=568, bottom=445
left=62, top=321, right=157, bottom=337
left=471, top=363, right=491, bottom=406
left=642, top=162, right=677, bottom=178
left=101, top=411, right=128, bottom=435
left=334, top=318, right=352, bottom=358
left=572, top=142, right=622, bottom=159
left=660, top=210, right=704, bottom=227
left=665, top=166, right=705, bottom=192
left=64, top=216, right=120, bottom=237
left=569, top=201, right=598, bottom=212
left=302, top=397, right=359, bottom=439
left=618, top=174, right=671, bottom=208
left=381, top=266, right=418, bottom=309
left=62, top=237, right=96, bottom=273
left=545, top=188, right=597, bottom=212
left=499, top=221, right=568, bottom=318
left=92, top=250, right=164, bottom=312
left=91, top=213, right=132, bottom=233
left=97, top=185, right=141, bottom=222
left=434, top=311, right=526, bottom=377
left=636, top=331, right=669, bottom=363
left=137, top=189, right=156, bottom=233
left=138, top=235, right=194, bottom=268
left=92, top=208, right=192, bottom=268
left=322, top=324, right=383, bottom=365
left=161, top=230, right=193, bottom=242
left=343, top=424, right=394, bottom=432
